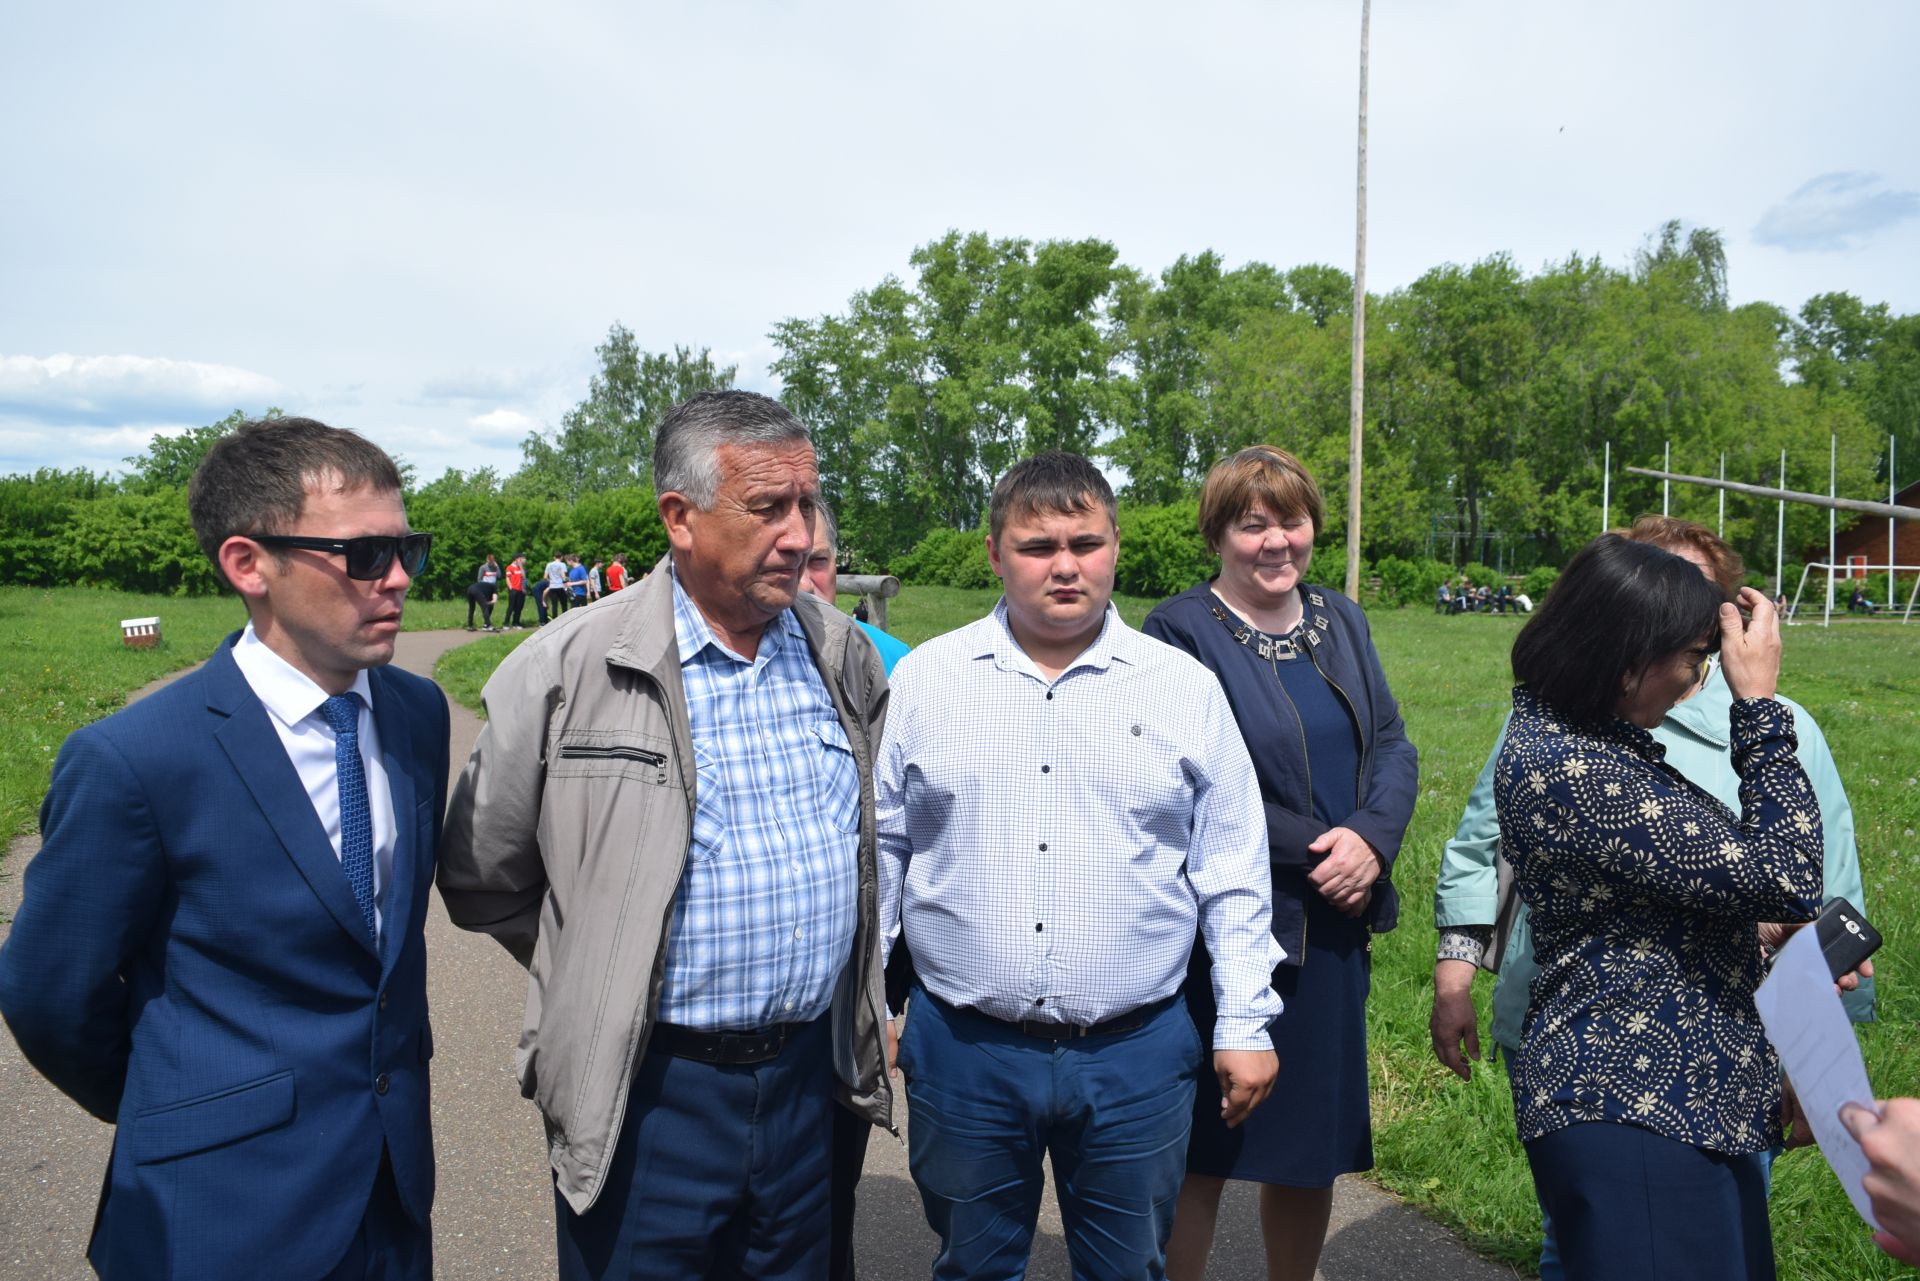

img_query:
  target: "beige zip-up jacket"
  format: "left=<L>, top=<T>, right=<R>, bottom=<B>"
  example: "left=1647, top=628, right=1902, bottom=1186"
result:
left=437, top=557, right=894, bottom=1215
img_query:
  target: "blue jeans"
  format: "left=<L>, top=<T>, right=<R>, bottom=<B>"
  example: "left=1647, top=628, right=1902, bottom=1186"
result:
left=900, top=990, right=1201, bottom=1281
left=555, top=1016, right=834, bottom=1281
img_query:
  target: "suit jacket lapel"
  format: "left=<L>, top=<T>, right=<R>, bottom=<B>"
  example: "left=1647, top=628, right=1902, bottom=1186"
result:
left=368, top=668, right=421, bottom=973
left=204, top=637, right=380, bottom=958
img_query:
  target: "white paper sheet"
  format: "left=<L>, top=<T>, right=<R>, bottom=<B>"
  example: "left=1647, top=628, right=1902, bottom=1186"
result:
left=1753, top=925, right=1879, bottom=1228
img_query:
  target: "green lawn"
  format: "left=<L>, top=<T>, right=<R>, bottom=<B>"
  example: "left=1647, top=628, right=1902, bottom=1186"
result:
left=9, top=584, right=1917, bottom=1275
left=0, top=588, right=478, bottom=846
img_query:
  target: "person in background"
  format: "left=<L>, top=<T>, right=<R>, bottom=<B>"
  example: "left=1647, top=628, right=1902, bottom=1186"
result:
left=877, top=451, right=1281, bottom=1280
left=1430, top=515, right=1873, bottom=1281
left=465, top=574, right=499, bottom=632
left=1436, top=580, right=1453, bottom=615
left=568, top=554, right=589, bottom=609
left=802, top=499, right=909, bottom=677
left=1144, top=445, right=1418, bottom=1281
left=605, top=553, right=627, bottom=594
left=0, top=417, right=448, bottom=1280
left=504, top=555, right=528, bottom=629
left=1494, top=535, right=1820, bottom=1281
left=586, top=558, right=604, bottom=602
left=802, top=496, right=913, bottom=1281
left=543, top=552, right=569, bottom=621
left=438, top=390, right=891, bottom=1281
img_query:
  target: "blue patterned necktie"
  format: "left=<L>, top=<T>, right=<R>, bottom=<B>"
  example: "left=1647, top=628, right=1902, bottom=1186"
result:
left=321, top=693, right=378, bottom=940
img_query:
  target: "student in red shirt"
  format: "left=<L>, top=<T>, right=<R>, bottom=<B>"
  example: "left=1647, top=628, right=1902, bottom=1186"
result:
left=503, top=555, right=528, bottom=629
left=605, top=554, right=627, bottom=593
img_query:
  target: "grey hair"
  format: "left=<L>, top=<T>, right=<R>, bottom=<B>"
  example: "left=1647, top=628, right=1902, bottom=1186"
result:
left=652, top=390, right=811, bottom=509
left=814, top=497, right=838, bottom=552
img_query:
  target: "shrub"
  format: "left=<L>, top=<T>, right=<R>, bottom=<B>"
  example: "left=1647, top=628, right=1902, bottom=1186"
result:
left=894, top=526, right=995, bottom=589
left=1462, top=561, right=1504, bottom=590
left=59, top=490, right=218, bottom=596
left=1115, top=502, right=1211, bottom=599
left=1520, top=565, right=1558, bottom=601
left=1369, top=556, right=1452, bottom=609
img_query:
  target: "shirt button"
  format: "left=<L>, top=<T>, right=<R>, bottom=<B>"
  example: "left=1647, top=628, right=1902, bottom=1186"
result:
left=794, top=927, right=804, bottom=940
left=378, top=991, right=388, bottom=1011
left=1034, top=998, right=1045, bottom=1007
left=1046, top=691, right=1054, bottom=701
left=1041, top=765, right=1050, bottom=774
left=1038, top=842, right=1048, bottom=852
left=1035, top=923, right=1044, bottom=932
left=374, top=1073, right=390, bottom=1095
left=786, top=1000, right=796, bottom=1011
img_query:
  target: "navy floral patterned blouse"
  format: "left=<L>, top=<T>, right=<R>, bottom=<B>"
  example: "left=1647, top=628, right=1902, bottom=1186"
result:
left=1493, top=687, right=1824, bottom=1155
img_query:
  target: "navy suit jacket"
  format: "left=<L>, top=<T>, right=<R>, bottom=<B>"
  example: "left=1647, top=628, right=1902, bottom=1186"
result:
left=0, top=633, right=449, bottom=1280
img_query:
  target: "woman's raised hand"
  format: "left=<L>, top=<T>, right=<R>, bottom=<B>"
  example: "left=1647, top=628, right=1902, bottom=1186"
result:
left=1718, top=586, right=1781, bottom=703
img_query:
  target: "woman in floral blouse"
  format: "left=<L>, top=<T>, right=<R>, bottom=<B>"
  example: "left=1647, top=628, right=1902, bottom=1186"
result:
left=1495, top=533, right=1823, bottom=1281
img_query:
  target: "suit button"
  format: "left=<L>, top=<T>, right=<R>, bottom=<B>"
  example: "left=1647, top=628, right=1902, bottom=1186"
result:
left=378, top=991, right=389, bottom=1011
left=375, top=1073, right=390, bottom=1095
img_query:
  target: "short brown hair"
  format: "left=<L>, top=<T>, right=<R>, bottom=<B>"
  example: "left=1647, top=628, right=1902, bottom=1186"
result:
left=1198, top=446, right=1324, bottom=554
left=1623, top=515, right=1744, bottom=599
left=188, top=417, right=404, bottom=586
left=988, top=451, right=1116, bottom=539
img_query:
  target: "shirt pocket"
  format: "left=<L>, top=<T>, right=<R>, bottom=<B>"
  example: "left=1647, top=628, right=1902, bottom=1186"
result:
left=688, top=741, right=729, bottom=863
left=812, top=719, right=863, bottom=834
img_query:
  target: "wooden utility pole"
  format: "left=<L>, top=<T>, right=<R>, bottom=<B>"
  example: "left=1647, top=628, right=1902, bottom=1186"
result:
left=1344, top=0, right=1370, bottom=601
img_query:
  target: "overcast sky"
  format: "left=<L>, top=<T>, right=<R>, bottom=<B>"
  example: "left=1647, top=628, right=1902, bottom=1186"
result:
left=4, top=0, right=1916, bottom=482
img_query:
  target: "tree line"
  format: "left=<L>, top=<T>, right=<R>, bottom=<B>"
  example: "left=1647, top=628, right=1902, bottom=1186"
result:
left=4, top=222, right=1913, bottom=600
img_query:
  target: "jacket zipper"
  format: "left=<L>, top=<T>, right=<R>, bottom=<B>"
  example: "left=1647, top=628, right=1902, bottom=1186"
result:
left=1269, top=655, right=1313, bottom=958
left=557, top=743, right=667, bottom=766
left=1304, top=643, right=1375, bottom=951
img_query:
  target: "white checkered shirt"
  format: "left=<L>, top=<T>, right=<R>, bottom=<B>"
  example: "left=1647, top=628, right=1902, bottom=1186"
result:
left=877, top=601, right=1283, bottom=1051
left=655, top=572, right=861, bottom=1030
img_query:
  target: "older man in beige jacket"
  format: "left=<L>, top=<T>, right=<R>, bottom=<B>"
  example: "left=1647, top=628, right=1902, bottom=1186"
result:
left=439, top=390, right=892, bottom=1281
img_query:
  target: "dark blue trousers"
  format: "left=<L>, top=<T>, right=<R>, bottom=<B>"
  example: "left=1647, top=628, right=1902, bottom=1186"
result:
left=556, top=1016, right=834, bottom=1281
left=320, top=1152, right=431, bottom=1281
left=900, top=991, right=1201, bottom=1281
left=1524, top=1121, right=1773, bottom=1281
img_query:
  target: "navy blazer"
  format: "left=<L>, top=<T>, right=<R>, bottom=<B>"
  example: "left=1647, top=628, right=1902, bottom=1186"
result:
left=1143, top=582, right=1419, bottom=962
left=0, top=633, right=449, bottom=1280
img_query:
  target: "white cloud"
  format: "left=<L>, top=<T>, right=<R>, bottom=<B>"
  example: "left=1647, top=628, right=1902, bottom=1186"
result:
left=0, top=354, right=282, bottom=424
left=0, top=419, right=206, bottom=476
left=467, top=407, right=539, bottom=439
left=1754, top=173, right=1920, bottom=253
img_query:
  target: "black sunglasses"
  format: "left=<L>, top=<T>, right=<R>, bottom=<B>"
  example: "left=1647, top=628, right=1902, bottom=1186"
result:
left=250, top=532, right=433, bottom=581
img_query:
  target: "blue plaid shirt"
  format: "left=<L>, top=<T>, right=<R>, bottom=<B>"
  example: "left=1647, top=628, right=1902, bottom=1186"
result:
left=655, top=572, right=862, bottom=1031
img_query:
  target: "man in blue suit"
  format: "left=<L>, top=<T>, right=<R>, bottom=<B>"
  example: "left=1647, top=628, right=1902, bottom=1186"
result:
left=0, top=417, right=448, bottom=1280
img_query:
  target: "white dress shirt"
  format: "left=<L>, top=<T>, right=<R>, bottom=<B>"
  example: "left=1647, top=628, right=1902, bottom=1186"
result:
left=232, top=624, right=396, bottom=939
left=876, top=601, right=1284, bottom=1051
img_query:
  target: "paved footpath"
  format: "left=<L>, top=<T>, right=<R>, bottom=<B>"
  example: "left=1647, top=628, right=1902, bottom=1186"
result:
left=0, top=629, right=1518, bottom=1281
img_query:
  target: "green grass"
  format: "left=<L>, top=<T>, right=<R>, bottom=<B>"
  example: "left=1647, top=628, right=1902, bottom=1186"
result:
left=11, top=584, right=1919, bottom=1274
left=434, top=629, right=535, bottom=715
left=0, top=588, right=485, bottom=847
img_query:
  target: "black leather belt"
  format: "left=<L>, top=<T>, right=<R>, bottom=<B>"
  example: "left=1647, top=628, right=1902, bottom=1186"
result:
left=951, top=992, right=1179, bottom=1042
left=647, top=1021, right=808, bottom=1065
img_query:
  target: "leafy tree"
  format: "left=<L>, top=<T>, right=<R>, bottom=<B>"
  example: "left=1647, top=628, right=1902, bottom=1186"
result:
left=412, top=466, right=504, bottom=501
left=120, top=408, right=278, bottom=494
left=513, top=327, right=736, bottom=501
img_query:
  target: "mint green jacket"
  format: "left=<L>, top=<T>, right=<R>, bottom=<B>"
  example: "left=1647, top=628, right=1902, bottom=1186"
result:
left=1434, top=663, right=1874, bottom=1050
